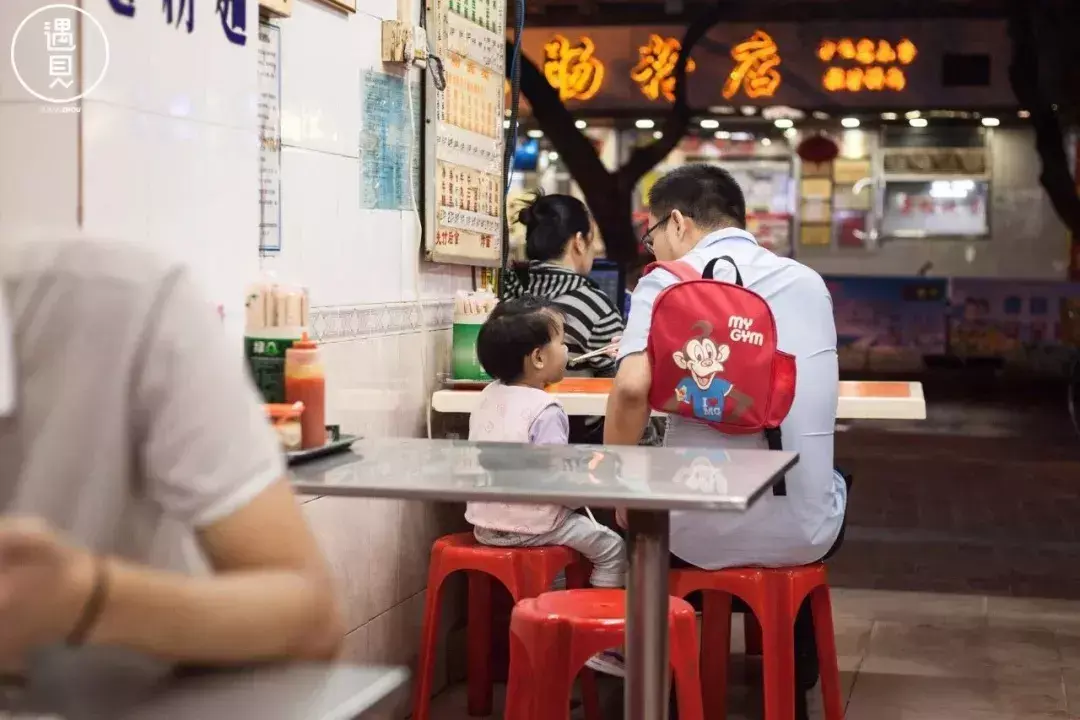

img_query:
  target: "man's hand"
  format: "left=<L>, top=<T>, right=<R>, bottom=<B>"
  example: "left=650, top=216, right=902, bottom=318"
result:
left=0, top=518, right=93, bottom=669
left=605, top=354, right=653, bottom=446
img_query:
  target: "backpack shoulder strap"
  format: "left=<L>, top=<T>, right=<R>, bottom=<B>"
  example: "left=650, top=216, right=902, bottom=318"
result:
left=703, top=256, right=744, bottom=286
left=643, top=260, right=701, bottom=283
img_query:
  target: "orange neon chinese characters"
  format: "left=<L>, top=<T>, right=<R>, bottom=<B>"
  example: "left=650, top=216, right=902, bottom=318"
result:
left=722, top=30, right=782, bottom=100
left=817, top=37, right=916, bottom=92
left=630, top=34, right=696, bottom=102
left=542, top=35, right=605, bottom=102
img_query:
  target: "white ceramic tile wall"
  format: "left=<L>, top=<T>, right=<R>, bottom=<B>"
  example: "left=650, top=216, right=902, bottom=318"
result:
left=266, top=0, right=472, bottom=704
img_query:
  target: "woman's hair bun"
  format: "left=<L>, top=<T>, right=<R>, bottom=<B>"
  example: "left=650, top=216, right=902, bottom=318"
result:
left=517, top=190, right=547, bottom=228
left=518, top=204, right=535, bottom=227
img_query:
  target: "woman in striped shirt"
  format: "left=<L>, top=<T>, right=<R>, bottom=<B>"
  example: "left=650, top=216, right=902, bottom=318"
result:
left=504, top=192, right=624, bottom=378
left=503, top=192, right=625, bottom=445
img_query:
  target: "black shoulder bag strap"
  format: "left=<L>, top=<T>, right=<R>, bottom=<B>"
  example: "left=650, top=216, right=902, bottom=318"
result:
left=702, top=255, right=787, bottom=496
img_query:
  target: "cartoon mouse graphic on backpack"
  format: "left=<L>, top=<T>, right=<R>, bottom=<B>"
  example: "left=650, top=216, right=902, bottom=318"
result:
left=670, top=321, right=754, bottom=422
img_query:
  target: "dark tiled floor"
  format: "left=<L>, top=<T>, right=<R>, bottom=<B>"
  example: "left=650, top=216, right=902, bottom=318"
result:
left=430, top=588, right=1080, bottom=719
left=831, top=377, right=1080, bottom=599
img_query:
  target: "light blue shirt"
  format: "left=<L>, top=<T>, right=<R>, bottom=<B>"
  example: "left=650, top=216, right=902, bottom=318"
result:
left=619, top=228, right=845, bottom=569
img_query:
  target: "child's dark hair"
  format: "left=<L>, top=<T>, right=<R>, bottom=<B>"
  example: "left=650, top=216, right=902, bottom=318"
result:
left=518, top=192, right=592, bottom=262
left=477, top=295, right=563, bottom=383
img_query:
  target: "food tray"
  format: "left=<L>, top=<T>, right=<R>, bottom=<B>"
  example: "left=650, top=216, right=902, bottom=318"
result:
left=286, top=426, right=359, bottom=466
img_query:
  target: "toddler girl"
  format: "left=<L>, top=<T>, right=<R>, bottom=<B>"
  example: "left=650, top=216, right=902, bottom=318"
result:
left=465, top=296, right=627, bottom=674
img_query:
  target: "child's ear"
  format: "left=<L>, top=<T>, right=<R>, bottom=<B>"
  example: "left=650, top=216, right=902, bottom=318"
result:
left=530, top=347, right=545, bottom=369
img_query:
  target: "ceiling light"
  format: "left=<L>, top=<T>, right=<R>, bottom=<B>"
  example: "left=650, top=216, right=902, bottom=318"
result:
left=503, top=119, right=511, bottom=130
left=909, top=118, right=928, bottom=128
left=700, top=119, right=720, bottom=129
left=710, top=106, right=736, bottom=115
left=905, top=110, right=922, bottom=120
left=526, top=128, right=542, bottom=138
left=1018, top=109, right=1031, bottom=119
left=740, top=106, right=757, bottom=116
left=731, top=131, right=753, bottom=142
left=841, top=117, right=860, bottom=128
left=635, top=119, right=655, bottom=129
left=774, top=118, right=794, bottom=129
left=784, top=127, right=798, bottom=140
left=760, top=137, right=772, bottom=146
left=881, top=112, right=898, bottom=120
left=714, top=130, right=731, bottom=140
left=812, top=111, right=830, bottom=120
left=981, top=117, right=1000, bottom=127
left=574, top=119, right=587, bottom=130
left=548, top=151, right=559, bottom=161
left=653, top=130, right=663, bottom=140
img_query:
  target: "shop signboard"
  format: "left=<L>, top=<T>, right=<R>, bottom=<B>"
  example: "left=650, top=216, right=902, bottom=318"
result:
left=516, top=20, right=1013, bottom=111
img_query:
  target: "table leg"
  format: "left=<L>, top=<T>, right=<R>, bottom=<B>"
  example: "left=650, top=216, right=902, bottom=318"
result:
left=625, top=509, right=670, bottom=720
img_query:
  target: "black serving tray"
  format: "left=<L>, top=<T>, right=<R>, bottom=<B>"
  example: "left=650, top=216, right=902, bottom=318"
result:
left=286, top=425, right=359, bottom=466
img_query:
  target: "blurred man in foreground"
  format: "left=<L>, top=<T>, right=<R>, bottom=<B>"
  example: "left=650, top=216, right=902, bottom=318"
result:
left=0, top=238, right=342, bottom=674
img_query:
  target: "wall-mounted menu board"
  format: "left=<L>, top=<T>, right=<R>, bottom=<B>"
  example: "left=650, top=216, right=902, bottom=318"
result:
left=423, top=0, right=506, bottom=266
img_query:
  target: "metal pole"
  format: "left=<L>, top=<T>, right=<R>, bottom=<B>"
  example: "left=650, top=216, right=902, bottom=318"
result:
left=625, top=509, right=671, bottom=720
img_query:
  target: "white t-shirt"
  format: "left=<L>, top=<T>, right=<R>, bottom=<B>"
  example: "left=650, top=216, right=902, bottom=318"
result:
left=0, top=239, right=283, bottom=572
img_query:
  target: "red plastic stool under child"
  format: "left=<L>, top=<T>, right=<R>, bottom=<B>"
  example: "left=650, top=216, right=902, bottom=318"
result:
left=411, top=533, right=590, bottom=720
left=669, top=563, right=843, bottom=720
left=504, top=589, right=705, bottom=720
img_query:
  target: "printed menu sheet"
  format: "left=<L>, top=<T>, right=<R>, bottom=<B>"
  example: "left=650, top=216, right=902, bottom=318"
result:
left=258, top=23, right=282, bottom=252
left=360, top=70, right=420, bottom=211
left=424, top=0, right=506, bottom=265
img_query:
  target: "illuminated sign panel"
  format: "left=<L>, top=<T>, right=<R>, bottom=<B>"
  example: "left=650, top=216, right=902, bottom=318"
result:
left=630, top=34, right=696, bottom=102
left=542, top=35, right=604, bottom=102
left=722, top=30, right=782, bottom=100
left=818, top=38, right=916, bottom=92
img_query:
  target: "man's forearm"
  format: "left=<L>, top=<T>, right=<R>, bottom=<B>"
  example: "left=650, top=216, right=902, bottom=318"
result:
left=604, top=389, right=651, bottom=445
left=80, top=555, right=342, bottom=663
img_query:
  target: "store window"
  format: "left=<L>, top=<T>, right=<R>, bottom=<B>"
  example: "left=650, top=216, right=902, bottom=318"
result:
left=881, top=179, right=990, bottom=238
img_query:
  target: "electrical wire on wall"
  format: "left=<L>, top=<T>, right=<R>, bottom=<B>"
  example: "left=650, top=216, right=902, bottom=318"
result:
left=499, top=0, right=526, bottom=298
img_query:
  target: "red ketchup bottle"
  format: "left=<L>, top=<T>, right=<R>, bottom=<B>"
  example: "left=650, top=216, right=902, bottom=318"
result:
left=284, top=333, right=326, bottom=449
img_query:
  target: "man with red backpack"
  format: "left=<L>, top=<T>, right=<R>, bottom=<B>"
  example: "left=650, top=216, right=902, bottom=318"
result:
left=605, top=164, right=849, bottom=717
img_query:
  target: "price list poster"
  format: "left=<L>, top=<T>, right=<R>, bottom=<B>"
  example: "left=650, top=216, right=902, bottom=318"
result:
left=423, top=0, right=505, bottom=265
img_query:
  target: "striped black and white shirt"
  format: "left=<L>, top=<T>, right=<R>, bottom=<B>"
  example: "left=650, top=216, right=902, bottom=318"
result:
left=503, top=262, right=625, bottom=376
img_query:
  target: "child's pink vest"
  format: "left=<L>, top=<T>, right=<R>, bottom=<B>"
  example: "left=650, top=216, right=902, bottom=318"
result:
left=464, top=383, right=568, bottom=534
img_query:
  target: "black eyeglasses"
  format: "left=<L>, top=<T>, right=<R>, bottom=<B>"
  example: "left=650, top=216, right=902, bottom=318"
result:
left=641, top=216, right=671, bottom=255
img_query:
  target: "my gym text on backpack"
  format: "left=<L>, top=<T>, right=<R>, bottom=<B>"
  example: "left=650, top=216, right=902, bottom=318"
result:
left=644, top=256, right=796, bottom=493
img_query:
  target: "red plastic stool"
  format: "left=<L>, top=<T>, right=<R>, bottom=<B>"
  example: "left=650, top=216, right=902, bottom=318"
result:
left=670, top=563, right=843, bottom=720
left=505, top=590, right=705, bottom=720
left=412, top=533, right=589, bottom=720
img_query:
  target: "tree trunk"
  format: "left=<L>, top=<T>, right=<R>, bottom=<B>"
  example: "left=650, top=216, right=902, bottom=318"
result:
left=1007, top=0, right=1080, bottom=273
left=505, top=4, right=726, bottom=264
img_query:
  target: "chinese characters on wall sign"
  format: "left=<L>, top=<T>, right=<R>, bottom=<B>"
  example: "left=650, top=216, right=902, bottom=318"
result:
left=722, top=30, right=782, bottom=100
left=107, top=0, right=248, bottom=46
left=630, top=34, right=696, bottom=102
left=543, top=35, right=605, bottom=102
left=818, top=38, right=915, bottom=92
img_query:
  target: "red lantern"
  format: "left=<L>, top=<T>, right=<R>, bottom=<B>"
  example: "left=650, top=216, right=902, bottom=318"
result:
left=796, top=134, right=839, bottom=164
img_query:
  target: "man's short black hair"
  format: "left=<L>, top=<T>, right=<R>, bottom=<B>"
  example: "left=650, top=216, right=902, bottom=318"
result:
left=648, top=164, right=747, bottom=230
left=476, top=295, right=563, bottom=384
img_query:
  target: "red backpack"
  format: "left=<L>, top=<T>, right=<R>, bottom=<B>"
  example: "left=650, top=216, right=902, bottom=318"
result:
left=644, top=256, right=796, bottom=493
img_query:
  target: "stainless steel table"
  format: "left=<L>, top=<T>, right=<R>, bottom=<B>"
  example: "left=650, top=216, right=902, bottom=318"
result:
left=292, top=438, right=797, bottom=720
left=6, top=651, right=408, bottom=719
